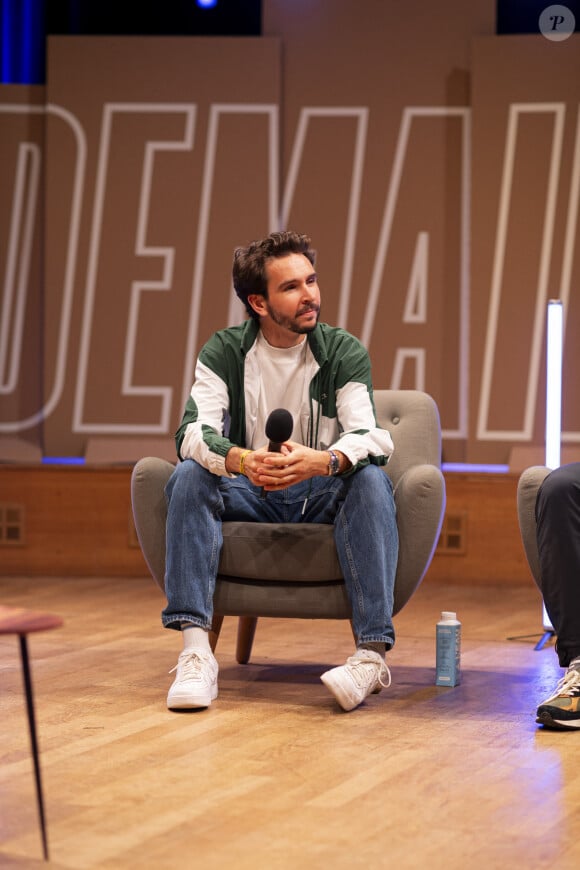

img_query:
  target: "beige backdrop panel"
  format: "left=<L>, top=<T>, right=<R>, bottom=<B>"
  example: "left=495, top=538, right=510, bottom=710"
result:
left=471, top=34, right=580, bottom=464
left=0, top=86, right=45, bottom=460
left=264, top=0, right=495, bottom=461
left=43, top=36, right=280, bottom=457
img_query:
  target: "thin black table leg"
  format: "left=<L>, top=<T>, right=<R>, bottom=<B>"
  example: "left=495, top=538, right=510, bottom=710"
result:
left=19, top=634, right=50, bottom=862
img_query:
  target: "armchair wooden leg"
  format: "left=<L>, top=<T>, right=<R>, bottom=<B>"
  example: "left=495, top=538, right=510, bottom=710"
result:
left=236, top=616, right=258, bottom=664
left=209, top=614, right=224, bottom=653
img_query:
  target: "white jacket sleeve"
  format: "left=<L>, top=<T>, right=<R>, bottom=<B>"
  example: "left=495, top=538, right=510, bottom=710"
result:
left=331, top=381, right=394, bottom=467
left=178, top=361, right=236, bottom=477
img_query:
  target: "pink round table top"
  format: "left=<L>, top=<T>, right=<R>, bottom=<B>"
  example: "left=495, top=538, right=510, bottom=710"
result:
left=0, top=605, right=63, bottom=636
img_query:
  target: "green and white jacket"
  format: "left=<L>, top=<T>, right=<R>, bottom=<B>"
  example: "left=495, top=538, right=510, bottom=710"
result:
left=176, top=319, right=394, bottom=477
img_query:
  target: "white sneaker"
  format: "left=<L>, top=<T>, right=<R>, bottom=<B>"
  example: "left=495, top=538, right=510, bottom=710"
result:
left=320, top=649, right=391, bottom=711
left=167, top=648, right=219, bottom=710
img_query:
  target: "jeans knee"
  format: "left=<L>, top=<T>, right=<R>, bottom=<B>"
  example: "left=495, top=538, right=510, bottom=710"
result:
left=166, top=459, right=212, bottom=501
left=354, top=464, right=392, bottom=498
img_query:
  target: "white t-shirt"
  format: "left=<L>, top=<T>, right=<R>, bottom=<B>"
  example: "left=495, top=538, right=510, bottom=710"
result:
left=253, top=331, right=309, bottom=447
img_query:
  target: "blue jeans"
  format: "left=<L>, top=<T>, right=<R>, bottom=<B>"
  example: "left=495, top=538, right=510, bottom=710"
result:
left=162, top=460, right=398, bottom=649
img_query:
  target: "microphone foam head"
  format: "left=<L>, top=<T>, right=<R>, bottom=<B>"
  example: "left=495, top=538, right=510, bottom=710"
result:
left=265, top=408, right=294, bottom=442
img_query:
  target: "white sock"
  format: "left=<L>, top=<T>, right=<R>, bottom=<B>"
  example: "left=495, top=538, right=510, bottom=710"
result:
left=358, top=642, right=386, bottom=658
left=181, top=623, right=211, bottom=653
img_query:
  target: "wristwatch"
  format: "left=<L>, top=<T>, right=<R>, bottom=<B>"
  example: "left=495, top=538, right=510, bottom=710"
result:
left=327, top=449, right=340, bottom=476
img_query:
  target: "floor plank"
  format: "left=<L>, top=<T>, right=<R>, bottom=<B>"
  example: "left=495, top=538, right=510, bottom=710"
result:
left=1, top=574, right=579, bottom=869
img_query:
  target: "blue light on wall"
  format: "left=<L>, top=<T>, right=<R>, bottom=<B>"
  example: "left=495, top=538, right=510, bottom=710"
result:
left=1, top=0, right=46, bottom=84
left=441, top=463, right=510, bottom=474
left=197, top=0, right=218, bottom=7
left=42, top=457, right=86, bottom=466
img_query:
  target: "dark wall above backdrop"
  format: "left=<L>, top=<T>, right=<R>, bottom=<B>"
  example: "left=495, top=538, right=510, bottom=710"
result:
left=0, top=0, right=262, bottom=85
left=46, top=0, right=262, bottom=37
left=497, top=0, right=580, bottom=34
left=0, top=1, right=579, bottom=467
left=5, top=1, right=579, bottom=85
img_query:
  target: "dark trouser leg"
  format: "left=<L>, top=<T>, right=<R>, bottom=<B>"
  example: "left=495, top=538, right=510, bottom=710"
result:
left=536, top=463, right=580, bottom=667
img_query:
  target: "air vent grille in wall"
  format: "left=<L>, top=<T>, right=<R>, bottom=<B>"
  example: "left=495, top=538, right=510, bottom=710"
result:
left=437, top=512, right=467, bottom=555
left=0, top=504, right=26, bottom=546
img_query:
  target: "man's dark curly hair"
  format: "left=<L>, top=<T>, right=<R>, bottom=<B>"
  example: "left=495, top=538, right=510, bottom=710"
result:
left=232, top=231, right=316, bottom=321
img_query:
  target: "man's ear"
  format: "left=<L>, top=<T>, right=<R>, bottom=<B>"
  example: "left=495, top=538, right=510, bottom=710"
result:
left=247, top=293, right=267, bottom=318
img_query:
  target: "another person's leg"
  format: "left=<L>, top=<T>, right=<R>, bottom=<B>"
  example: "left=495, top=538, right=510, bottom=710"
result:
left=535, top=463, right=580, bottom=729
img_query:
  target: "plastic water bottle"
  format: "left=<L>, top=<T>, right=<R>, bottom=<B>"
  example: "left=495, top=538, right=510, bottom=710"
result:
left=435, top=611, right=461, bottom=687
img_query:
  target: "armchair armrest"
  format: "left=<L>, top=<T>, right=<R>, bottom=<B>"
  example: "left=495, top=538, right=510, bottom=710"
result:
left=131, top=457, right=174, bottom=591
left=516, top=465, right=551, bottom=591
left=392, top=464, right=446, bottom=613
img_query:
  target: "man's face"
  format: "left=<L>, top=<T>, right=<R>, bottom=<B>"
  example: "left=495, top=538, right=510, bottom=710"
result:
left=250, top=252, right=321, bottom=347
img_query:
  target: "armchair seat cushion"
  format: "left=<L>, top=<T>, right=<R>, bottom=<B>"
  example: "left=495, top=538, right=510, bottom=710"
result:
left=219, top=522, right=341, bottom=582
left=214, top=575, right=351, bottom=619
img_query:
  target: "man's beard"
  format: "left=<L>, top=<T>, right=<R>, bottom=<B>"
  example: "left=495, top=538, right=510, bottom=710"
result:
left=265, top=302, right=320, bottom=334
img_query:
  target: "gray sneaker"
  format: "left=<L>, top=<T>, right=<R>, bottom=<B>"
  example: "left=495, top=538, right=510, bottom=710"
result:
left=536, top=664, right=580, bottom=730
left=320, top=649, right=391, bottom=711
left=167, top=648, right=219, bottom=710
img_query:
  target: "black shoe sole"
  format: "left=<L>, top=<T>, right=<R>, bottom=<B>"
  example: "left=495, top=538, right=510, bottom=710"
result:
left=536, top=710, right=580, bottom=730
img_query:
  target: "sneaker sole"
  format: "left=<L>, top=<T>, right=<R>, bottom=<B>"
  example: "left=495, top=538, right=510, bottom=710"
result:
left=320, top=671, right=362, bottom=712
left=167, top=685, right=218, bottom=711
left=536, top=709, right=580, bottom=730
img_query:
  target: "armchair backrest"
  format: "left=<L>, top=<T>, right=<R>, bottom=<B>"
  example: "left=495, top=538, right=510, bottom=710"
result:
left=373, top=390, right=442, bottom=486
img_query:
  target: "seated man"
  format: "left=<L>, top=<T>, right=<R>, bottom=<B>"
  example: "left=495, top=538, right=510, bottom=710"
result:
left=162, top=230, right=398, bottom=713
left=535, top=463, right=580, bottom=729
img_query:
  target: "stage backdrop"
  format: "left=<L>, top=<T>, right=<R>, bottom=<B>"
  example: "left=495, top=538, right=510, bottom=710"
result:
left=0, top=0, right=578, bottom=465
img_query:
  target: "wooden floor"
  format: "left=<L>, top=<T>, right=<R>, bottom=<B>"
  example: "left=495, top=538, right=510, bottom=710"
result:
left=1, top=574, right=580, bottom=869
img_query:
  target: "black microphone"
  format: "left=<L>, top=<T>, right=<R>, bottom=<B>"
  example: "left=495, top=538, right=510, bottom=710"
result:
left=261, top=408, right=293, bottom=497
left=266, top=408, right=293, bottom=451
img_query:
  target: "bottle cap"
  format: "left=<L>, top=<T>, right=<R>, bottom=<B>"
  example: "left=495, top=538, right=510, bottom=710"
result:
left=441, top=611, right=457, bottom=621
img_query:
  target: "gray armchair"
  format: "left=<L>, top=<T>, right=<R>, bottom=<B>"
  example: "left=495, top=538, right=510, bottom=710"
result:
left=131, top=389, right=446, bottom=663
left=516, top=465, right=551, bottom=591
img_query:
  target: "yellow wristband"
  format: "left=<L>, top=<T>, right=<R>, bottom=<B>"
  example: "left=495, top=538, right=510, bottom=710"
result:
left=239, top=449, right=251, bottom=475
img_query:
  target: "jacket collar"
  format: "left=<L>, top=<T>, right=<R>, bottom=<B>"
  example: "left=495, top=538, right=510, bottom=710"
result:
left=240, top=318, right=260, bottom=354
left=241, top=318, right=328, bottom=365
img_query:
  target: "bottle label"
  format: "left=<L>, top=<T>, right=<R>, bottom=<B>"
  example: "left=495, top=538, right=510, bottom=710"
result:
left=435, top=624, right=461, bottom=686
